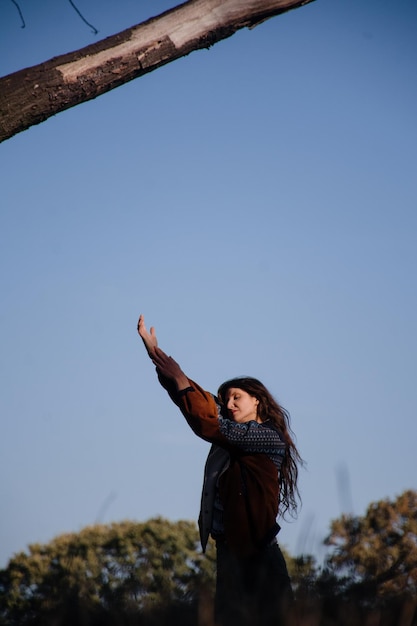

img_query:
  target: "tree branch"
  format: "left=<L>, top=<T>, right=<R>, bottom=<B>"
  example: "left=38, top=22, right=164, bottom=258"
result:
left=0, top=0, right=316, bottom=144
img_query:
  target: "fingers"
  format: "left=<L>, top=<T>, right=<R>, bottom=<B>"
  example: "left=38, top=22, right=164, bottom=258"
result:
left=137, top=314, right=160, bottom=364
left=153, top=360, right=178, bottom=379
left=137, top=314, right=145, bottom=335
left=137, top=315, right=157, bottom=341
left=151, top=349, right=175, bottom=371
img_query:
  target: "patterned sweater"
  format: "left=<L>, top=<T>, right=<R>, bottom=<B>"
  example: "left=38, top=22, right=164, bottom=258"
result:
left=158, top=373, right=286, bottom=556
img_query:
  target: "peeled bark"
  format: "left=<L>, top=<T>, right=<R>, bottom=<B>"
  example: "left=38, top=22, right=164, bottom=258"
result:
left=0, top=0, right=315, bottom=143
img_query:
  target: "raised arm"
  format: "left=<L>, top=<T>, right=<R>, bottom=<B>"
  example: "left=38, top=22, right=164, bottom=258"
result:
left=137, top=315, right=283, bottom=452
left=137, top=314, right=223, bottom=442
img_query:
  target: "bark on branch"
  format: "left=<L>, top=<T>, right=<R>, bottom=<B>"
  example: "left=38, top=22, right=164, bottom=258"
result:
left=0, top=0, right=315, bottom=144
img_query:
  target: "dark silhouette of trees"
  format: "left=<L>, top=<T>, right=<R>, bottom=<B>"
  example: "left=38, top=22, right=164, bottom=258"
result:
left=0, top=517, right=216, bottom=626
left=324, top=489, right=417, bottom=598
left=2, top=491, right=416, bottom=625
left=297, top=490, right=417, bottom=626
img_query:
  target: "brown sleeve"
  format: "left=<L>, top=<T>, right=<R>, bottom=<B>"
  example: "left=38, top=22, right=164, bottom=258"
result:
left=157, top=373, right=228, bottom=444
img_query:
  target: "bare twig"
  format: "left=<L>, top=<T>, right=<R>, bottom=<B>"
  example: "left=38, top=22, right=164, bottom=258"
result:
left=68, top=0, right=98, bottom=35
left=10, top=0, right=25, bottom=28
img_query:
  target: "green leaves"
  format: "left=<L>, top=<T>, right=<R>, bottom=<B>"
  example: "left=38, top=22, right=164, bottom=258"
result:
left=324, top=490, right=417, bottom=596
left=2, top=493, right=416, bottom=625
left=0, top=517, right=216, bottom=625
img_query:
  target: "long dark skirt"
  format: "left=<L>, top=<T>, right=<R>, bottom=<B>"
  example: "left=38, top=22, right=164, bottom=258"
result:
left=215, top=541, right=293, bottom=626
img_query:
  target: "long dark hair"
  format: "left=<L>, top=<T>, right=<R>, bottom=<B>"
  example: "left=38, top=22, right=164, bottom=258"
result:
left=217, top=376, right=303, bottom=517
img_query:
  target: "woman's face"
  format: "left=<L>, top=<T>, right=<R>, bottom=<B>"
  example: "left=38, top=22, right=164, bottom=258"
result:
left=225, top=387, right=260, bottom=423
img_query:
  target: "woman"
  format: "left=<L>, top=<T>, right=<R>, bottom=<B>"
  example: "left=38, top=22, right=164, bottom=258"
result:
left=137, top=314, right=302, bottom=626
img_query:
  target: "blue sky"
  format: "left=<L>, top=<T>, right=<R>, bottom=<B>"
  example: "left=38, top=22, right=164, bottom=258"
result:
left=1, top=0, right=416, bottom=568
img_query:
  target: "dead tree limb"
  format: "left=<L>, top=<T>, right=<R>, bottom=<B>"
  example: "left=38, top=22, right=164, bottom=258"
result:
left=0, top=0, right=315, bottom=143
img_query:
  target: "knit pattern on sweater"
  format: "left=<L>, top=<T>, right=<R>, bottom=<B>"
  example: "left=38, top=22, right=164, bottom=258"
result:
left=218, top=416, right=285, bottom=470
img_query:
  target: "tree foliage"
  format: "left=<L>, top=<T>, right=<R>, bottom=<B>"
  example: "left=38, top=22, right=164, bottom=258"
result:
left=2, top=492, right=416, bottom=625
left=324, top=489, right=417, bottom=598
left=0, top=517, right=216, bottom=626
